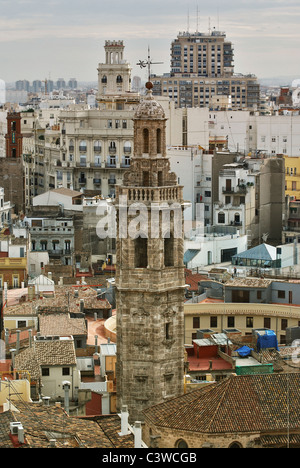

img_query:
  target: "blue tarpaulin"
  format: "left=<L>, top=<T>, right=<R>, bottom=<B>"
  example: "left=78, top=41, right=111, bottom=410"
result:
left=236, top=346, right=253, bottom=357
left=256, top=330, right=279, bottom=351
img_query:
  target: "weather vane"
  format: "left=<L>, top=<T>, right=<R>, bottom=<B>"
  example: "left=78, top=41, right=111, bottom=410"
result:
left=137, top=46, right=163, bottom=82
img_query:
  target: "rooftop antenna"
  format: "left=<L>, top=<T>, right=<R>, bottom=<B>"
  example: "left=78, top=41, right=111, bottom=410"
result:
left=136, top=47, right=163, bottom=82
left=208, top=17, right=211, bottom=34
left=187, top=7, right=190, bottom=33
left=196, top=4, right=199, bottom=33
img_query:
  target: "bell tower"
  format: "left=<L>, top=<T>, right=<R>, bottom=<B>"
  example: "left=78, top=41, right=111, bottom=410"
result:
left=115, top=82, right=186, bottom=423
left=97, top=40, right=132, bottom=99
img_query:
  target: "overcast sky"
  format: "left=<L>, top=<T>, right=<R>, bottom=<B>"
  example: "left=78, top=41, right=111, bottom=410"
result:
left=0, top=0, right=300, bottom=84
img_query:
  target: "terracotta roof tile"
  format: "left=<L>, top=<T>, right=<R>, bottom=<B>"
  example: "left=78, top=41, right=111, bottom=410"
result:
left=39, top=314, right=87, bottom=337
left=6, top=401, right=115, bottom=448
left=144, top=373, right=300, bottom=434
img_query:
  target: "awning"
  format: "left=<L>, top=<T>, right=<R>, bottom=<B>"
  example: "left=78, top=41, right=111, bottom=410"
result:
left=184, top=249, right=200, bottom=264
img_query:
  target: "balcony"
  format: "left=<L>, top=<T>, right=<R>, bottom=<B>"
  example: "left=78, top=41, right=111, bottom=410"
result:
left=93, top=178, right=101, bottom=185
left=78, top=178, right=87, bottom=185
left=108, top=178, right=116, bottom=185
left=222, top=185, right=247, bottom=194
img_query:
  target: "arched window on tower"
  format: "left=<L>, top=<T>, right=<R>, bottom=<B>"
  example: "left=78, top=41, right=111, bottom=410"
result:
left=164, top=233, right=174, bottom=267
left=135, top=236, right=148, bottom=268
left=101, top=76, right=107, bottom=83
left=143, top=128, right=149, bottom=153
left=116, top=75, right=123, bottom=84
left=157, top=128, right=162, bottom=154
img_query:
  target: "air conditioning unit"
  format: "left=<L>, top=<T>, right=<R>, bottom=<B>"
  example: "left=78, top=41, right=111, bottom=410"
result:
left=10, top=422, right=24, bottom=444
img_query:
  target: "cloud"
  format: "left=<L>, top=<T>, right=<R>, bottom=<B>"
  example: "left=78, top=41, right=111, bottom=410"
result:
left=0, top=0, right=299, bottom=81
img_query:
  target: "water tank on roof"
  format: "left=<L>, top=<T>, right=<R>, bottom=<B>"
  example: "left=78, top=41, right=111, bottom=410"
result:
left=286, top=327, right=300, bottom=346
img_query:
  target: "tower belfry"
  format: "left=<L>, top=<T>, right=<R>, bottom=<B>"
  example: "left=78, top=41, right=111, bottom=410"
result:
left=115, top=80, right=186, bottom=423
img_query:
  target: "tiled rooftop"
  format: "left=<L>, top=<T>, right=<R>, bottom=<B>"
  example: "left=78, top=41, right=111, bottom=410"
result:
left=39, top=313, right=87, bottom=337
left=14, top=337, right=77, bottom=379
left=3, top=284, right=111, bottom=317
left=0, top=402, right=135, bottom=448
left=144, top=373, right=300, bottom=435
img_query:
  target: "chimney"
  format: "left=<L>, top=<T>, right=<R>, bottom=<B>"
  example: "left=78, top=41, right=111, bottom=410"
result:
left=5, top=328, right=9, bottom=348
left=134, top=421, right=142, bottom=448
left=49, top=439, right=56, bottom=448
left=119, top=405, right=130, bottom=436
left=80, top=299, right=84, bottom=313
left=63, top=381, right=71, bottom=414
left=94, top=335, right=99, bottom=353
left=28, top=329, right=32, bottom=348
left=16, top=330, right=20, bottom=353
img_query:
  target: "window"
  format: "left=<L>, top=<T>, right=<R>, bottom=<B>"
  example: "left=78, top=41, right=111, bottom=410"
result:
left=210, top=316, right=217, bottom=328
left=281, top=319, right=288, bottom=331
left=264, top=317, right=271, bottom=329
left=165, top=323, right=171, bottom=340
left=164, top=234, right=174, bottom=267
left=157, top=128, right=162, bottom=153
left=42, top=368, right=50, bottom=376
left=13, top=275, right=19, bottom=288
left=257, top=291, right=262, bottom=300
left=218, top=212, right=225, bottom=224
left=193, top=317, right=200, bottom=329
left=79, top=140, right=87, bottom=152
left=246, top=317, right=253, bottom=328
left=227, top=316, right=235, bottom=328
left=143, top=128, right=149, bottom=153
left=62, top=367, right=70, bottom=376
left=176, top=439, right=188, bottom=449
left=17, top=320, right=26, bottom=328
left=135, top=237, right=148, bottom=268
left=278, top=290, right=285, bottom=299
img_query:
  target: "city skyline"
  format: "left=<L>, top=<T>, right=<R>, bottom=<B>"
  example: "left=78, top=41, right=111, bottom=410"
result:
left=0, top=0, right=300, bottom=84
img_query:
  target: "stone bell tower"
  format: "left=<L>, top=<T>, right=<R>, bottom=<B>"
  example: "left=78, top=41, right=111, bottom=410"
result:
left=115, top=82, right=186, bottom=423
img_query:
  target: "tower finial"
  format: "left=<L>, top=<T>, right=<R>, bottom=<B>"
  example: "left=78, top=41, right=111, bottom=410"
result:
left=137, top=47, right=163, bottom=88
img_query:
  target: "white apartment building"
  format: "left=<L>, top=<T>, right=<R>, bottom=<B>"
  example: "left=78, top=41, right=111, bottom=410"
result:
left=208, top=110, right=300, bottom=157
left=168, top=146, right=213, bottom=224
left=0, top=187, right=13, bottom=228
left=214, top=156, right=285, bottom=246
left=214, top=161, right=256, bottom=237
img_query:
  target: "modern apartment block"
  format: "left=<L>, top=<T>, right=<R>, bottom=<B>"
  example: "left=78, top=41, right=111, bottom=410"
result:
left=152, top=30, right=260, bottom=110
left=213, top=154, right=285, bottom=245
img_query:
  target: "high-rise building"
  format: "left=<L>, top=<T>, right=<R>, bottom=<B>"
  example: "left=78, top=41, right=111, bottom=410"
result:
left=68, top=78, right=78, bottom=89
left=152, top=30, right=260, bottom=110
left=56, top=78, right=66, bottom=90
left=15, top=80, right=30, bottom=92
left=115, top=82, right=186, bottom=423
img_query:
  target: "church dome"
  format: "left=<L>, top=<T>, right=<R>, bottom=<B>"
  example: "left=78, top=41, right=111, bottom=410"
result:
left=134, top=82, right=165, bottom=120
